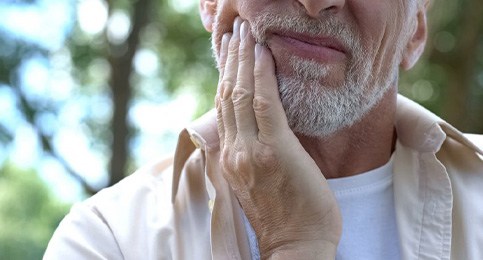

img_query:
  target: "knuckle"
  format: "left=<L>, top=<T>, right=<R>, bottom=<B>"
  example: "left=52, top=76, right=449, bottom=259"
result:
left=220, top=80, right=235, bottom=98
left=220, top=79, right=235, bottom=90
left=252, top=144, right=280, bottom=171
left=229, top=35, right=240, bottom=45
left=239, top=45, right=256, bottom=63
left=228, top=42, right=240, bottom=56
left=220, top=144, right=254, bottom=184
left=254, top=64, right=265, bottom=79
left=232, top=87, right=253, bottom=106
left=237, top=45, right=251, bottom=63
left=220, top=148, right=234, bottom=174
left=253, top=96, right=272, bottom=114
left=233, top=150, right=250, bottom=169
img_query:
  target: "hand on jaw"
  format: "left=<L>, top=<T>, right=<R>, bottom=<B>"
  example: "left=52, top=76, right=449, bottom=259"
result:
left=215, top=17, right=342, bottom=259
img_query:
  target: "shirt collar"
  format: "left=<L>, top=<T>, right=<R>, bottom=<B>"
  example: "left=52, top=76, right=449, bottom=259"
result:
left=172, top=94, right=482, bottom=201
left=186, top=95, right=482, bottom=155
left=396, top=95, right=482, bottom=154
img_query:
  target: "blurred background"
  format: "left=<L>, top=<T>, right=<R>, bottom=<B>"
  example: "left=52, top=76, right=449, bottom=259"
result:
left=0, top=0, right=482, bottom=258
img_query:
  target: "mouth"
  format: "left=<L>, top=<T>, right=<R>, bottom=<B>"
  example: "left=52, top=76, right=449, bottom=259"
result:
left=267, top=30, right=347, bottom=63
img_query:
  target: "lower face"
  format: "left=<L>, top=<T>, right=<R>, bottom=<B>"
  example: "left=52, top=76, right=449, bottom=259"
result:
left=212, top=0, right=411, bottom=137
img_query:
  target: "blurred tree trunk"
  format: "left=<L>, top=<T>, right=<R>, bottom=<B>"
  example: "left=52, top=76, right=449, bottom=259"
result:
left=436, top=0, right=483, bottom=133
left=107, top=0, right=152, bottom=187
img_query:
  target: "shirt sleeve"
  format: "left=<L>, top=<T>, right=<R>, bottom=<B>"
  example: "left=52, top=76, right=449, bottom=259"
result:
left=43, top=203, right=123, bottom=260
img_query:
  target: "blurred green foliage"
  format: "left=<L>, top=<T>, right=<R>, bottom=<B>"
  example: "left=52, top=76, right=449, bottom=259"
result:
left=400, top=0, right=483, bottom=132
left=0, top=164, right=70, bottom=259
left=0, top=0, right=481, bottom=259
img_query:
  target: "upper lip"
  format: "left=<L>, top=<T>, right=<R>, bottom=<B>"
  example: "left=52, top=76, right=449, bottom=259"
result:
left=269, top=30, right=347, bottom=54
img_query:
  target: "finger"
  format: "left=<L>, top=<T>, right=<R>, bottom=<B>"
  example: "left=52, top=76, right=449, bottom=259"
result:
left=215, top=95, right=225, bottom=150
left=216, top=34, right=231, bottom=150
left=253, top=44, right=290, bottom=141
left=233, top=20, right=258, bottom=138
left=218, top=33, right=232, bottom=84
left=220, top=17, right=242, bottom=144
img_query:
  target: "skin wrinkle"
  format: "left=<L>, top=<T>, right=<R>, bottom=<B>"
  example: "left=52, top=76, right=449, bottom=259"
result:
left=245, top=11, right=397, bottom=137
left=204, top=1, right=429, bottom=255
left=210, top=4, right=413, bottom=138
left=363, top=4, right=408, bottom=109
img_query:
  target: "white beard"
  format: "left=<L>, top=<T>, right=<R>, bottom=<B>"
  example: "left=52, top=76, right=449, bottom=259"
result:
left=277, top=57, right=396, bottom=137
left=213, top=12, right=402, bottom=138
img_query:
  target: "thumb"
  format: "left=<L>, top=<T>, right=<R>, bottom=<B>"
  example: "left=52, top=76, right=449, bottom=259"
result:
left=253, top=44, right=290, bottom=142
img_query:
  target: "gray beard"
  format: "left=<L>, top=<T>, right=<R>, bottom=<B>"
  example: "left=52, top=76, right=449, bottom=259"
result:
left=213, top=12, right=401, bottom=138
left=277, top=58, right=395, bottom=137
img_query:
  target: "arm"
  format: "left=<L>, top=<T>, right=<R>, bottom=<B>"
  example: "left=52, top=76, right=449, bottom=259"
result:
left=44, top=203, right=123, bottom=260
left=215, top=17, right=342, bottom=259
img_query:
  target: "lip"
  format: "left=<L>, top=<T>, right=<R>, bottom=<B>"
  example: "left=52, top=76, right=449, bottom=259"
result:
left=268, top=30, right=347, bottom=62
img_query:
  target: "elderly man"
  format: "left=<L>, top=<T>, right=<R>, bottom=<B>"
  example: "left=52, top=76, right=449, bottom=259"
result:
left=45, top=0, right=483, bottom=259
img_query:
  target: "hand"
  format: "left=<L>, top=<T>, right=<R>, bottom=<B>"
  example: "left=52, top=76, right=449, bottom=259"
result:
left=215, top=17, right=342, bottom=259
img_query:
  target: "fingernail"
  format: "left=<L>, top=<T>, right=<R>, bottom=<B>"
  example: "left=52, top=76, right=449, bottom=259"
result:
left=233, top=17, right=241, bottom=36
left=240, top=21, right=248, bottom=40
left=221, top=33, right=231, bottom=52
left=255, top=44, right=263, bottom=59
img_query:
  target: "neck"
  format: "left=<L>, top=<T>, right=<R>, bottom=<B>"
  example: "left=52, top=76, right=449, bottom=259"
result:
left=296, top=87, right=398, bottom=179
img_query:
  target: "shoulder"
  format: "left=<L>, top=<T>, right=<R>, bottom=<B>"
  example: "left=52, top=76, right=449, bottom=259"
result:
left=46, top=149, right=213, bottom=259
left=438, top=132, right=483, bottom=168
left=86, top=157, right=174, bottom=210
left=45, top=158, right=176, bottom=259
left=436, top=131, right=483, bottom=187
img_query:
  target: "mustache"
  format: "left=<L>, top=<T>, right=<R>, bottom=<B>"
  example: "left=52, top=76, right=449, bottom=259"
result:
left=250, top=12, right=363, bottom=56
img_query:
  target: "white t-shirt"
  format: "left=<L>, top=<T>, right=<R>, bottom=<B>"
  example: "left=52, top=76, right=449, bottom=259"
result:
left=243, top=156, right=400, bottom=260
left=327, top=156, right=400, bottom=259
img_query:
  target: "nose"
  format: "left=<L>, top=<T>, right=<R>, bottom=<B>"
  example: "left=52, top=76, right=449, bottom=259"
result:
left=296, top=0, right=345, bottom=18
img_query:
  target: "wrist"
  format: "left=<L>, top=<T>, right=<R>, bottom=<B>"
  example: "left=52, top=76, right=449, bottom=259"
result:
left=264, top=240, right=338, bottom=260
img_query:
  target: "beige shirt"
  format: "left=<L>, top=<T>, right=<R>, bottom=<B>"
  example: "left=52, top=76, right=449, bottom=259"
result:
left=44, top=95, right=483, bottom=260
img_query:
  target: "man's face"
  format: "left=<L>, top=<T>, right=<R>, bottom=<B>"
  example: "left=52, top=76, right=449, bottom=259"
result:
left=210, top=0, right=419, bottom=137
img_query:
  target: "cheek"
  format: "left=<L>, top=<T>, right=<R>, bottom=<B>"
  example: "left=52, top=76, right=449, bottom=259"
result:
left=215, top=0, right=268, bottom=34
left=350, top=1, right=406, bottom=72
left=351, top=2, right=390, bottom=53
left=212, top=0, right=278, bottom=56
left=237, top=0, right=287, bottom=23
left=210, top=2, right=237, bottom=60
